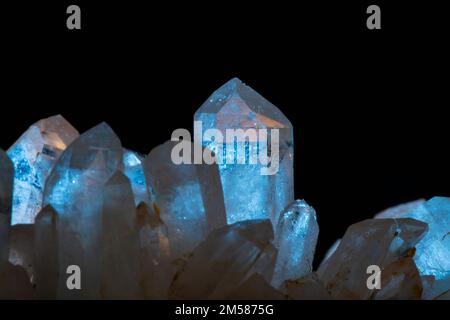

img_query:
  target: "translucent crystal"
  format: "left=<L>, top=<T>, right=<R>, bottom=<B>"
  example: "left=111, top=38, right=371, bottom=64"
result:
left=271, top=200, right=319, bottom=288
left=34, top=205, right=59, bottom=298
left=194, top=78, right=294, bottom=226
left=43, top=123, right=123, bottom=298
left=0, top=149, right=13, bottom=270
left=135, top=202, right=172, bottom=299
left=169, top=219, right=274, bottom=299
left=122, top=149, right=150, bottom=206
left=0, top=262, right=34, bottom=299
left=374, top=197, right=450, bottom=298
left=100, top=172, right=142, bottom=299
left=7, top=115, right=79, bottom=225
left=143, top=140, right=226, bottom=258
left=317, top=218, right=428, bottom=299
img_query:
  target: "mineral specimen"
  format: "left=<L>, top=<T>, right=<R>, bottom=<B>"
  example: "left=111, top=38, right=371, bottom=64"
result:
left=122, top=149, right=150, bottom=206
left=7, top=115, right=79, bottom=225
left=194, top=78, right=294, bottom=226
left=43, top=123, right=123, bottom=298
left=271, top=199, right=319, bottom=288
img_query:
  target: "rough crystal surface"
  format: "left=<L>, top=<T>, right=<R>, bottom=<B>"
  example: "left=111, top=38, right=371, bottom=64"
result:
left=169, top=219, right=274, bottom=299
left=271, top=200, right=319, bottom=288
left=317, top=218, right=428, bottom=299
left=135, top=202, right=172, bottom=299
left=194, top=78, right=294, bottom=226
left=7, top=115, right=79, bottom=225
left=43, top=123, right=123, bottom=298
left=374, top=197, right=450, bottom=298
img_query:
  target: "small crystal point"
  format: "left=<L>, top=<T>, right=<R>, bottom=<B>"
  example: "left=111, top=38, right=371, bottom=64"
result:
left=194, top=78, right=294, bottom=226
left=0, top=149, right=13, bottom=271
left=374, top=197, right=450, bottom=298
left=34, top=205, right=59, bottom=298
left=169, top=219, right=274, bottom=299
left=43, top=122, right=123, bottom=299
left=122, top=149, right=150, bottom=206
left=7, top=115, right=79, bottom=225
left=135, top=202, right=172, bottom=299
left=271, top=200, right=319, bottom=288
left=318, top=218, right=428, bottom=299
left=143, top=140, right=226, bottom=258
left=100, top=171, right=142, bottom=299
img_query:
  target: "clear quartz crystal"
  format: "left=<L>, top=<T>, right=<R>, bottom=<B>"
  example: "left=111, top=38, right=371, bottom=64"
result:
left=43, top=123, right=123, bottom=298
left=143, top=140, right=226, bottom=258
left=121, top=149, right=150, bottom=206
left=374, top=197, right=450, bottom=298
left=194, top=78, right=294, bottom=226
left=271, top=200, right=319, bottom=288
left=7, top=115, right=79, bottom=225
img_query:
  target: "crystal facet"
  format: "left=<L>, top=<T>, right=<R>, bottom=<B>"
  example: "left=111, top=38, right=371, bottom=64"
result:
left=169, top=219, right=274, bottom=299
left=271, top=200, right=319, bottom=288
left=194, top=78, right=294, bottom=226
left=7, top=115, right=79, bottom=225
left=122, top=149, right=150, bottom=206
left=43, top=123, right=123, bottom=298
left=100, top=171, right=142, bottom=299
left=317, top=218, right=428, bottom=299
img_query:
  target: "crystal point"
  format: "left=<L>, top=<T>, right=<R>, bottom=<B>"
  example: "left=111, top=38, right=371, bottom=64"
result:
left=271, top=200, right=319, bottom=288
left=7, top=115, right=79, bottom=224
left=43, top=122, right=123, bottom=298
left=194, top=78, right=294, bottom=226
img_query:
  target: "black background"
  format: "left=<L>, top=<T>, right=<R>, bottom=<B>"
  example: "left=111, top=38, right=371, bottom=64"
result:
left=1, top=1, right=449, bottom=271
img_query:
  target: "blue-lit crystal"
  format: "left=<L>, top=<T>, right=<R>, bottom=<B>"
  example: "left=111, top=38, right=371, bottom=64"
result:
left=194, top=78, right=294, bottom=226
left=271, top=200, right=319, bottom=288
left=375, top=197, right=450, bottom=298
left=0, top=149, right=13, bottom=271
left=43, top=123, right=122, bottom=298
left=7, top=115, right=79, bottom=225
left=122, top=149, right=150, bottom=206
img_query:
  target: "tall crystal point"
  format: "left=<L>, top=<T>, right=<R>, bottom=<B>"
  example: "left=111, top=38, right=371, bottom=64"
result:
left=7, top=115, right=79, bottom=225
left=143, top=140, right=226, bottom=258
left=43, top=123, right=123, bottom=298
left=194, top=78, right=294, bottom=226
left=0, top=149, right=13, bottom=271
left=271, top=200, right=319, bottom=288
left=375, top=197, right=450, bottom=298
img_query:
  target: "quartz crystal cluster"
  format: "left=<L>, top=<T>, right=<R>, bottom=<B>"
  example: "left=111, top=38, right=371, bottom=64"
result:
left=0, top=78, right=449, bottom=299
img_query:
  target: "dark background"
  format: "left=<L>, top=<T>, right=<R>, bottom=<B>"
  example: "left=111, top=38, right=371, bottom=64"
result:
left=1, top=1, right=449, bottom=268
